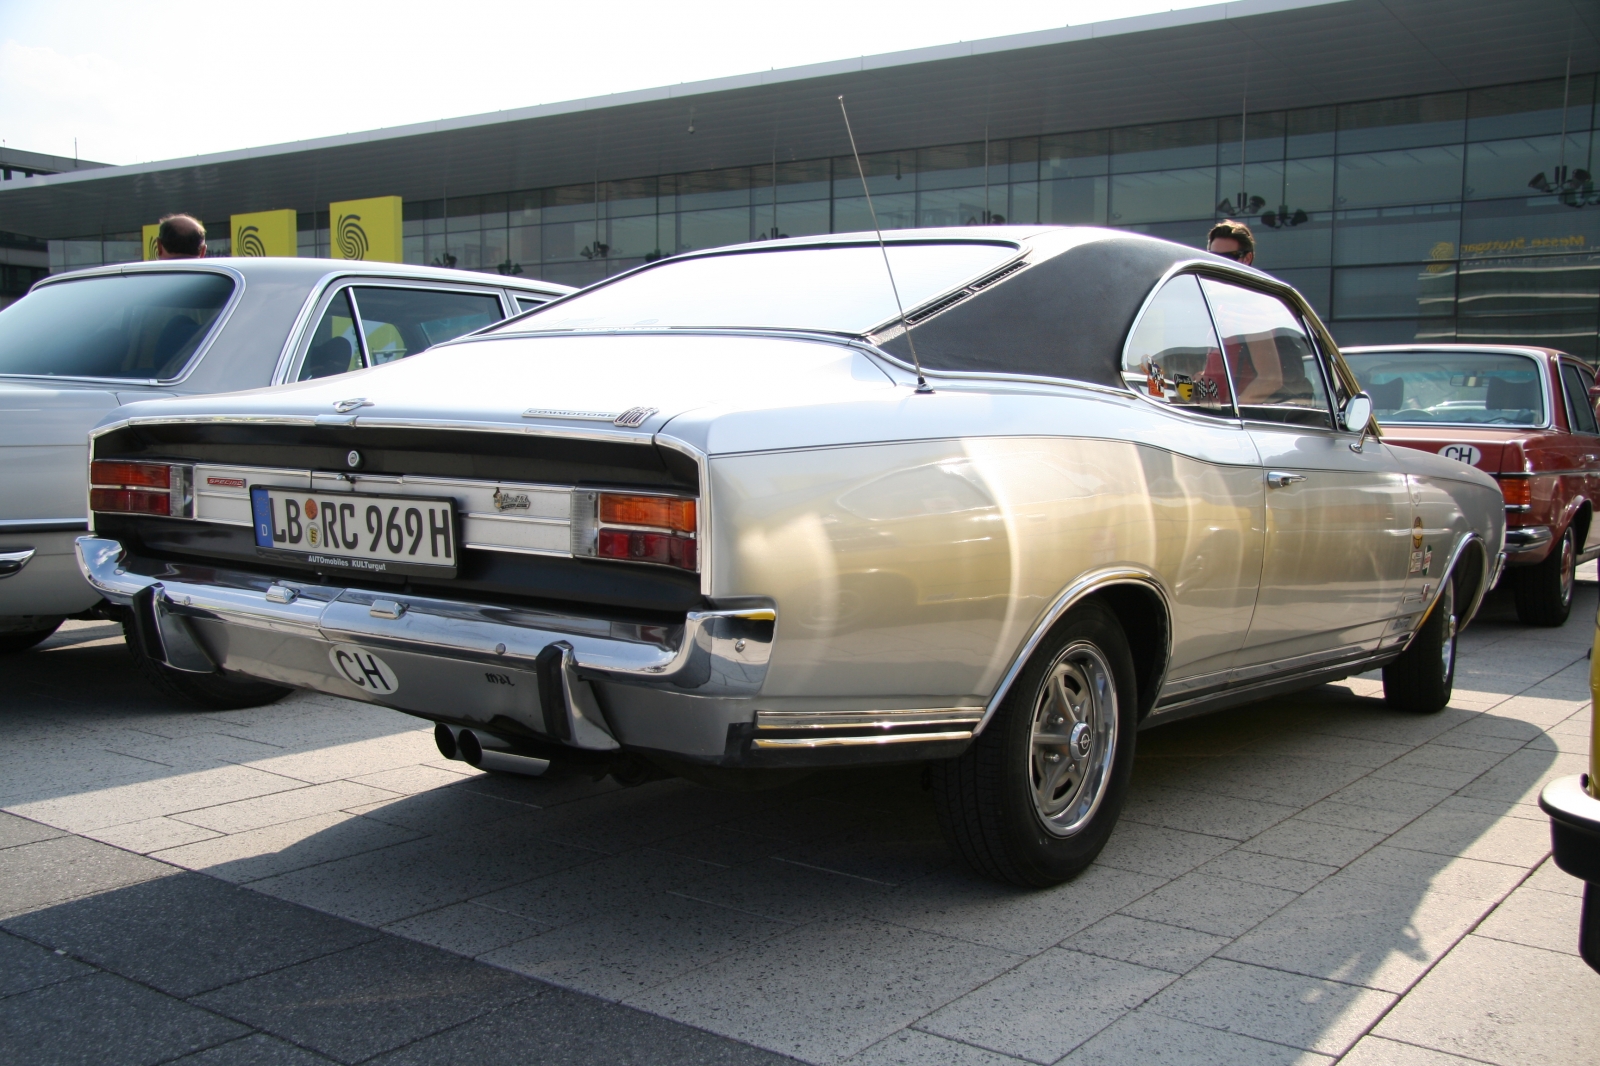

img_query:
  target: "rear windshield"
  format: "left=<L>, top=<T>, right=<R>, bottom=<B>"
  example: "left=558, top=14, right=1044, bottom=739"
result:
left=1344, top=350, right=1547, bottom=427
left=0, top=272, right=235, bottom=380
left=496, top=242, right=1018, bottom=335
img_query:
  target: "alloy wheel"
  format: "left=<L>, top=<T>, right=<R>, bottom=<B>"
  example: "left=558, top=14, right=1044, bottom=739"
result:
left=1028, top=641, right=1118, bottom=837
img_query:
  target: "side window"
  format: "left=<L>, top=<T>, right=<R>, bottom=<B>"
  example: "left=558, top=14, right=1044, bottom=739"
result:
left=1121, top=274, right=1235, bottom=417
left=349, top=287, right=503, bottom=365
left=297, top=289, right=363, bottom=381
left=1199, top=278, right=1333, bottom=429
left=516, top=296, right=548, bottom=314
left=1562, top=363, right=1599, bottom=434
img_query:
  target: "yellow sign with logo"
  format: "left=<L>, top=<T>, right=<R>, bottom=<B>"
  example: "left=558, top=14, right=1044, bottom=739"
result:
left=231, top=209, right=297, bottom=257
left=328, top=196, right=402, bottom=262
left=143, top=224, right=161, bottom=261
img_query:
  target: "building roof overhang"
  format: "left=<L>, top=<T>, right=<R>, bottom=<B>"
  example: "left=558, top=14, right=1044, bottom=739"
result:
left=2, top=0, right=1596, bottom=239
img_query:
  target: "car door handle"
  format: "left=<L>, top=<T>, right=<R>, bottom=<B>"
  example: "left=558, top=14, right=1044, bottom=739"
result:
left=1266, top=471, right=1307, bottom=488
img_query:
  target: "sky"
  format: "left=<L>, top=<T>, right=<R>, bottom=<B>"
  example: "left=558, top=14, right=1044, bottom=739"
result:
left=0, top=0, right=1225, bottom=166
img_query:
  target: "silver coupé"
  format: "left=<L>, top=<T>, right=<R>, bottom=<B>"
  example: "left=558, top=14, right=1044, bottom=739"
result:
left=76, top=227, right=1504, bottom=885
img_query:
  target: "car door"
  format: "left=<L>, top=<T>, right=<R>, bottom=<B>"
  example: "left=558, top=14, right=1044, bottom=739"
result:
left=1199, top=277, right=1414, bottom=674
left=292, top=282, right=507, bottom=381
left=1559, top=358, right=1600, bottom=551
left=1118, top=273, right=1265, bottom=694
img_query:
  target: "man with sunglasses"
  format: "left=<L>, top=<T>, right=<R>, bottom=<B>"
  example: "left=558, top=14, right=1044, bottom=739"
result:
left=1207, top=220, right=1255, bottom=265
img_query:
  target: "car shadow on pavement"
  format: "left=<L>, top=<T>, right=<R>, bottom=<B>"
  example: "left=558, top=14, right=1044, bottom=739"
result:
left=0, top=592, right=1584, bottom=1064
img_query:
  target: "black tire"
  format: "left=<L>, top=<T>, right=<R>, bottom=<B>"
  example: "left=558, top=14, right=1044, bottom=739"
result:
left=0, top=620, right=62, bottom=654
left=931, top=600, right=1138, bottom=887
left=124, top=623, right=292, bottom=710
left=1383, top=574, right=1457, bottom=714
left=1511, top=525, right=1575, bottom=627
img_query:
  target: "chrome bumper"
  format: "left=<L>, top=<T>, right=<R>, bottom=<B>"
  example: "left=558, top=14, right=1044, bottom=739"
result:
left=1504, top=526, right=1553, bottom=559
left=77, top=536, right=774, bottom=750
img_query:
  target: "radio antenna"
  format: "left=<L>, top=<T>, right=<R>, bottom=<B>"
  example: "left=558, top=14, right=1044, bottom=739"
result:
left=838, top=94, right=930, bottom=394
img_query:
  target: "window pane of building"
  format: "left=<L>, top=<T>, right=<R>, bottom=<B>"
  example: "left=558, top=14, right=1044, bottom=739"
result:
left=1335, top=146, right=1464, bottom=209
left=1465, top=133, right=1594, bottom=200
left=917, top=186, right=994, bottom=227
left=1338, top=92, right=1466, bottom=153
left=1042, top=130, right=1109, bottom=179
left=1461, top=196, right=1600, bottom=259
left=1334, top=263, right=1456, bottom=319
left=1456, top=314, right=1598, bottom=359
left=1041, top=176, right=1107, bottom=225
left=1457, top=253, right=1600, bottom=318
left=1252, top=215, right=1333, bottom=270
left=608, top=214, right=662, bottom=260
left=833, top=193, right=915, bottom=232
left=1110, top=168, right=1216, bottom=224
left=1333, top=204, right=1461, bottom=265
left=1111, top=119, right=1217, bottom=173
left=677, top=207, right=751, bottom=252
left=1274, top=267, right=1332, bottom=320
left=1468, top=76, right=1597, bottom=141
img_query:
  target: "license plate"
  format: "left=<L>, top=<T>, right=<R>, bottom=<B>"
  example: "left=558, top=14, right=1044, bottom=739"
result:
left=251, top=486, right=457, bottom=576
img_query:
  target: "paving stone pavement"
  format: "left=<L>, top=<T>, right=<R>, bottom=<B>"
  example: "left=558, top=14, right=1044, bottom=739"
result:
left=2, top=577, right=1598, bottom=1065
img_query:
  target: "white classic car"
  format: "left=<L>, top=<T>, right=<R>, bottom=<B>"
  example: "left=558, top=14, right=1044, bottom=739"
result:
left=0, top=258, right=569, bottom=660
left=76, top=227, right=1503, bottom=885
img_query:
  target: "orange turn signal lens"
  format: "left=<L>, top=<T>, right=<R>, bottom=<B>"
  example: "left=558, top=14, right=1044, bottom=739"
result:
left=598, top=493, right=696, bottom=533
left=90, top=460, right=172, bottom=490
left=1499, top=477, right=1532, bottom=509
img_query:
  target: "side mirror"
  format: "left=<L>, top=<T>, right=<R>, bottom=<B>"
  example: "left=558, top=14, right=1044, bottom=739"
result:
left=1342, top=393, right=1373, bottom=434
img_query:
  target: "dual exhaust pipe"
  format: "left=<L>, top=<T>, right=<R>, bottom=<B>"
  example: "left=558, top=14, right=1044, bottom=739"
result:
left=435, top=723, right=550, bottom=777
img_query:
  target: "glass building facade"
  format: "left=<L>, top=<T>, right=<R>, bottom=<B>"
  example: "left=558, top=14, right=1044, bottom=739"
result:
left=47, top=74, right=1600, bottom=357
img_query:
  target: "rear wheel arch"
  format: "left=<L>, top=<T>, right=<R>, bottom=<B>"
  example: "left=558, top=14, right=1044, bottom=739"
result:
left=1081, top=584, right=1169, bottom=721
left=1570, top=500, right=1592, bottom=553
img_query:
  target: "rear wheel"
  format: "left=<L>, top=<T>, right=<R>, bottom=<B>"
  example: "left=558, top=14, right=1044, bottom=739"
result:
left=1511, top=526, right=1575, bottom=627
left=1383, top=575, right=1456, bottom=714
left=0, top=619, right=62, bottom=654
left=124, top=623, right=292, bottom=710
left=931, top=601, right=1137, bottom=887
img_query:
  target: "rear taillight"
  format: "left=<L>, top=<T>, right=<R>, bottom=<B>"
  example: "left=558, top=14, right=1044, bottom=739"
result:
left=90, top=460, right=192, bottom=518
left=574, top=491, right=698, bottom=571
left=1498, top=476, right=1532, bottom=512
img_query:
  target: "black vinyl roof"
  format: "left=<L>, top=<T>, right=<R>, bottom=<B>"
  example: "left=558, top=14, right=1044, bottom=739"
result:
left=882, top=232, right=1199, bottom=389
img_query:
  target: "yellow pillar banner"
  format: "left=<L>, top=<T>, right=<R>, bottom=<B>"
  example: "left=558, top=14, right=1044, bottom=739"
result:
left=143, top=224, right=161, bottom=261
left=328, top=196, right=403, bottom=262
left=231, top=209, right=298, bottom=257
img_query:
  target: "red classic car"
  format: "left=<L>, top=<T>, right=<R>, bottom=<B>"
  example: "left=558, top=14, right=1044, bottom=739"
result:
left=1344, top=344, right=1600, bottom=626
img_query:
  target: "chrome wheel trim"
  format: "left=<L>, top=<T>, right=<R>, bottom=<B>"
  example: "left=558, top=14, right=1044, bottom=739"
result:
left=1028, top=640, right=1118, bottom=838
left=1559, top=530, right=1575, bottom=608
left=1439, top=578, right=1456, bottom=680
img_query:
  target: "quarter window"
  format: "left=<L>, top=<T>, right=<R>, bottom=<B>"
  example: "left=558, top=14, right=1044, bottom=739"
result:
left=1199, top=278, right=1333, bottom=429
left=349, top=287, right=502, bottom=365
left=298, top=289, right=363, bottom=381
left=1562, top=362, right=1599, bottom=435
left=1121, top=274, right=1234, bottom=417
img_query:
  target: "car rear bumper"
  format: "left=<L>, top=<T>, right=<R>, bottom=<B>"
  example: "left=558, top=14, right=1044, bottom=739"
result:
left=1503, top=525, right=1553, bottom=564
left=77, top=535, right=777, bottom=760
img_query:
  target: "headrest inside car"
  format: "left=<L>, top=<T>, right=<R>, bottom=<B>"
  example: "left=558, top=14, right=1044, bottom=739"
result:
left=1485, top=375, right=1538, bottom=413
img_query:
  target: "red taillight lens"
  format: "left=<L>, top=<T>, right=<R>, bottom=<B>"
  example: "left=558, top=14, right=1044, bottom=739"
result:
left=598, top=493, right=696, bottom=533
left=596, top=529, right=697, bottom=569
left=89, top=488, right=170, bottom=515
left=90, top=460, right=171, bottom=489
left=1499, top=477, right=1532, bottom=509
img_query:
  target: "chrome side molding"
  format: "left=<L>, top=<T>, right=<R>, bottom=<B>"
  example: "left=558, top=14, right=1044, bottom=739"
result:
left=0, top=548, right=36, bottom=580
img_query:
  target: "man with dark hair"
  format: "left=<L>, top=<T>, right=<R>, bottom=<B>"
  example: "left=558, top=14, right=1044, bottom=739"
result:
left=156, top=214, right=207, bottom=259
left=1207, top=219, right=1254, bottom=265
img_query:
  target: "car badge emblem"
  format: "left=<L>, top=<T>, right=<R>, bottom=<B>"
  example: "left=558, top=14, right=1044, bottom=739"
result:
left=346, top=450, right=362, bottom=469
left=492, top=488, right=531, bottom=512
left=333, top=397, right=373, bottom=414
left=613, top=406, right=658, bottom=428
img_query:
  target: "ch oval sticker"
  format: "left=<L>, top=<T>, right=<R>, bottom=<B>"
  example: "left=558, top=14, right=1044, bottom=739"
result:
left=328, top=644, right=399, bottom=694
left=1439, top=443, right=1482, bottom=466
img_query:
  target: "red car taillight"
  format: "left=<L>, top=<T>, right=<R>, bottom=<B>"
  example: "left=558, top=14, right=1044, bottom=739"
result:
left=576, top=491, right=698, bottom=571
left=1498, top=476, right=1532, bottom=512
left=89, top=460, right=192, bottom=518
